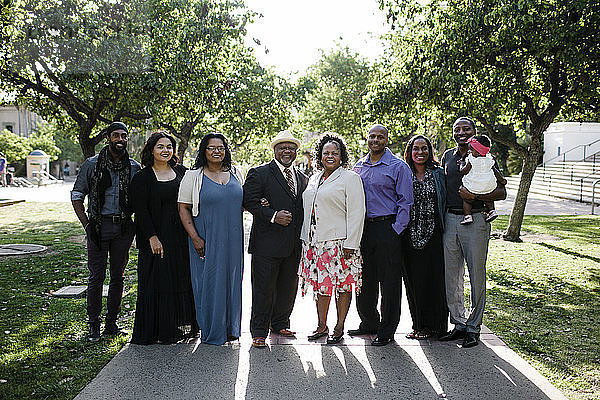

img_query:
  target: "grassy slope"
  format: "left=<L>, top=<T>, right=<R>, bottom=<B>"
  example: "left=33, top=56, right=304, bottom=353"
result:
left=487, top=215, right=600, bottom=400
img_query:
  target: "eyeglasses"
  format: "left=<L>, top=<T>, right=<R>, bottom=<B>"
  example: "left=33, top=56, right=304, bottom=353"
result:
left=206, top=146, right=225, bottom=152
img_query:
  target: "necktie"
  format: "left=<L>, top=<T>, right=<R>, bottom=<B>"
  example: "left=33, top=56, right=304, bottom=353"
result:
left=284, top=168, right=295, bottom=196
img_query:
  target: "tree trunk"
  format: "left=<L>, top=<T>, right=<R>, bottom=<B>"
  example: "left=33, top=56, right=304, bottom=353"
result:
left=79, top=125, right=97, bottom=159
left=177, top=134, right=190, bottom=165
left=503, top=134, right=543, bottom=242
left=78, top=121, right=105, bottom=159
left=176, top=120, right=201, bottom=166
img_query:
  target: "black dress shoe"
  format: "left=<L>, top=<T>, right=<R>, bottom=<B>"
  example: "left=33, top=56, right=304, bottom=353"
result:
left=308, top=328, right=329, bottom=341
left=348, top=328, right=378, bottom=336
left=88, top=323, right=101, bottom=342
left=103, top=321, right=127, bottom=336
left=326, top=333, right=344, bottom=345
left=462, top=332, right=479, bottom=348
left=371, top=336, right=393, bottom=346
left=439, top=328, right=466, bottom=341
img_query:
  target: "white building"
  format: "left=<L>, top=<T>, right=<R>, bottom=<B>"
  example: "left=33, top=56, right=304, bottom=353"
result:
left=0, top=105, right=44, bottom=137
left=543, top=122, right=600, bottom=165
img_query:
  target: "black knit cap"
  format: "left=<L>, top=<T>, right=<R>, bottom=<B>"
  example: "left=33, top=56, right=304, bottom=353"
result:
left=106, top=121, right=128, bottom=137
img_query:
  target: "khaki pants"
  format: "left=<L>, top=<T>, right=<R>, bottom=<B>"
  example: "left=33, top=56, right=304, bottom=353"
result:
left=443, top=212, right=490, bottom=334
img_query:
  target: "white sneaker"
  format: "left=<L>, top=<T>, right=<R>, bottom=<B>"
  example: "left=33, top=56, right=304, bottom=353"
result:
left=485, top=210, right=498, bottom=223
left=460, top=214, right=473, bottom=225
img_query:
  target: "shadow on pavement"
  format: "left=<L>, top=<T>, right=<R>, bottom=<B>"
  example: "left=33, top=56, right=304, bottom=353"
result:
left=74, top=337, right=562, bottom=400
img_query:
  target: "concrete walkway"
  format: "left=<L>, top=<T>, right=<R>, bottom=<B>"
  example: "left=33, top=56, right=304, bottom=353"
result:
left=0, top=181, right=74, bottom=203
left=75, top=250, right=567, bottom=400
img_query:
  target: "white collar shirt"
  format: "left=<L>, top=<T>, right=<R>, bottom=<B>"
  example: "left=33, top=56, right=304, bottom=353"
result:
left=273, top=158, right=297, bottom=195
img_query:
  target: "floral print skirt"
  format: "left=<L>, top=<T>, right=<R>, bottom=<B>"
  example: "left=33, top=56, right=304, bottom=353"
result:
left=299, top=228, right=362, bottom=298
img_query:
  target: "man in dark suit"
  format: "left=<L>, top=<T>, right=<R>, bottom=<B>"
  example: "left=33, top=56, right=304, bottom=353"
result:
left=243, top=130, right=308, bottom=348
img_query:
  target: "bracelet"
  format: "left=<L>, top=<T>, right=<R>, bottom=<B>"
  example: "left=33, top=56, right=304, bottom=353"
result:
left=84, top=223, right=89, bottom=229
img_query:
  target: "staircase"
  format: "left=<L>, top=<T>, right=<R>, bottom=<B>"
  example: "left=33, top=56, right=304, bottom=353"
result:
left=505, top=161, right=600, bottom=205
left=31, top=170, right=61, bottom=186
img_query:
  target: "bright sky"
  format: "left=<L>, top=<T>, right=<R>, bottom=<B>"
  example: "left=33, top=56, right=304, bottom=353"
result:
left=244, top=0, right=390, bottom=77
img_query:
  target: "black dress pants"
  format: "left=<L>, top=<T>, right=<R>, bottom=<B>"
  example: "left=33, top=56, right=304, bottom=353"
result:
left=357, top=219, right=403, bottom=339
left=250, top=253, right=300, bottom=338
left=86, top=218, right=135, bottom=325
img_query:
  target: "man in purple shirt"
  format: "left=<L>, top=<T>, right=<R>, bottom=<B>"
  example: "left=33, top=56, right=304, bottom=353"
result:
left=350, top=124, right=414, bottom=346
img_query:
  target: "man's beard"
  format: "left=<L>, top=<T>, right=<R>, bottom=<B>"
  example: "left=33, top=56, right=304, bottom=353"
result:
left=109, top=141, right=127, bottom=155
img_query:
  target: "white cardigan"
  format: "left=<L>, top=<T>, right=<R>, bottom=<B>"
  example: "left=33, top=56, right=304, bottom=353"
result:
left=177, top=166, right=244, bottom=217
left=300, top=167, right=366, bottom=250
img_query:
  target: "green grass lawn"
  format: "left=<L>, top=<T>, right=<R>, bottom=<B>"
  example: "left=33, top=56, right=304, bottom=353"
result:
left=0, top=202, right=137, bottom=399
left=0, top=203, right=598, bottom=399
left=487, top=215, right=600, bottom=400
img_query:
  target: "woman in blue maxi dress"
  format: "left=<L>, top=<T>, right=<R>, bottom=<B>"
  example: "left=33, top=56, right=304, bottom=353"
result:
left=178, top=133, right=244, bottom=346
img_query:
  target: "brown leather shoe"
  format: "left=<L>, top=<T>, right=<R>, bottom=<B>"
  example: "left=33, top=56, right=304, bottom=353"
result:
left=272, top=328, right=296, bottom=338
left=252, top=337, right=267, bottom=348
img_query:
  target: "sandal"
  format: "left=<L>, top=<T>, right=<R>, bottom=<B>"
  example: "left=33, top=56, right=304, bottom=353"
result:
left=406, top=330, right=433, bottom=340
left=272, top=328, right=296, bottom=337
left=308, top=327, right=329, bottom=341
left=252, top=337, right=267, bottom=348
left=226, top=334, right=239, bottom=342
left=326, top=331, right=344, bottom=344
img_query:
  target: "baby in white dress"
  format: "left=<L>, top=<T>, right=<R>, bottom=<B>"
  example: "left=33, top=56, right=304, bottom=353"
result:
left=459, top=135, right=506, bottom=224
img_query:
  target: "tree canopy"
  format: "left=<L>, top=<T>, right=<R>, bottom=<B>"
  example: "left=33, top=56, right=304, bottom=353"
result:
left=1, top=0, right=292, bottom=160
left=1, top=0, right=156, bottom=157
left=372, top=0, right=600, bottom=240
left=296, top=46, right=372, bottom=157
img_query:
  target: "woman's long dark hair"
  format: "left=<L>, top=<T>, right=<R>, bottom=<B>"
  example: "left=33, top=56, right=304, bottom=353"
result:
left=313, top=132, right=349, bottom=170
left=192, top=133, right=232, bottom=171
left=140, top=131, right=178, bottom=168
left=403, top=134, right=439, bottom=172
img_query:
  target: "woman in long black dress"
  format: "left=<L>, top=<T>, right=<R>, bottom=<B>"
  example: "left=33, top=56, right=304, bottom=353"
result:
left=402, top=135, right=448, bottom=339
left=131, top=132, right=198, bottom=344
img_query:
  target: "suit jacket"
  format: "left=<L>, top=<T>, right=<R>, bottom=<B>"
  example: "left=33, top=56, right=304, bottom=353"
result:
left=299, top=167, right=365, bottom=250
left=243, top=160, right=308, bottom=257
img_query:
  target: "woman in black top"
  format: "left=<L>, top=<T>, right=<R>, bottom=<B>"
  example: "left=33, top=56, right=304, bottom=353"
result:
left=131, top=132, right=198, bottom=344
left=402, top=135, right=448, bottom=339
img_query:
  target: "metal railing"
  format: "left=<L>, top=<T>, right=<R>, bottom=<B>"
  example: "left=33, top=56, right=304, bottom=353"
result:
left=543, top=138, right=600, bottom=168
left=578, top=169, right=600, bottom=203
left=592, top=179, right=600, bottom=214
left=531, top=162, right=600, bottom=205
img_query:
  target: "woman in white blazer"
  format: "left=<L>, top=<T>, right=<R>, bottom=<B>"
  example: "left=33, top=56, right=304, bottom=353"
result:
left=299, top=133, right=366, bottom=344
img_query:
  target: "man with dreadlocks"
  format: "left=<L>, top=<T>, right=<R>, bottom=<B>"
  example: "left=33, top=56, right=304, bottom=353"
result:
left=71, top=122, right=141, bottom=341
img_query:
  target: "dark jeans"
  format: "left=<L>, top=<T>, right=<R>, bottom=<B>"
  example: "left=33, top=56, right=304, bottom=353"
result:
left=250, top=252, right=299, bottom=338
left=357, top=220, right=404, bottom=339
left=86, top=218, right=135, bottom=325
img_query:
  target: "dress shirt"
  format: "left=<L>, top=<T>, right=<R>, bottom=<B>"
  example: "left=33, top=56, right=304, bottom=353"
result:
left=353, top=148, right=414, bottom=235
left=270, top=159, right=297, bottom=223
left=273, top=159, right=297, bottom=194
left=71, top=154, right=141, bottom=215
